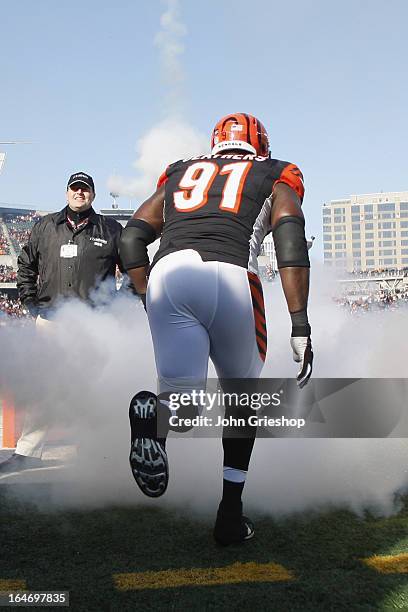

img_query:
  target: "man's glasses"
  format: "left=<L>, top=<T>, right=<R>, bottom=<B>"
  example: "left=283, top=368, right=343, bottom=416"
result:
left=69, top=183, right=91, bottom=192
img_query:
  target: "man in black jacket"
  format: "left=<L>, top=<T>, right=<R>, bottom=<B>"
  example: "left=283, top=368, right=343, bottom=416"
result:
left=0, top=171, right=123, bottom=476
left=17, top=172, right=123, bottom=318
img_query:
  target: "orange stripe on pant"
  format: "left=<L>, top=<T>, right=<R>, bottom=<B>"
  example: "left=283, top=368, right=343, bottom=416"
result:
left=247, top=272, right=267, bottom=361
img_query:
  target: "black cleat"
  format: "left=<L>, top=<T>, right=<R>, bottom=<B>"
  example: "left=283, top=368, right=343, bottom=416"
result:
left=213, top=503, right=255, bottom=546
left=129, top=391, right=169, bottom=498
left=0, top=453, right=43, bottom=479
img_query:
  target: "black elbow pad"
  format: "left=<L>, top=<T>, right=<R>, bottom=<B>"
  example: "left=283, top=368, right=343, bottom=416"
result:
left=273, top=216, right=310, bottom=269
left=119, top=219, right=156, bottom=271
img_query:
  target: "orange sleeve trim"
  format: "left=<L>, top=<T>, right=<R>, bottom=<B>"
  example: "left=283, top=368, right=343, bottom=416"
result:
left=156, top=167, right=169, bottom=190
left=274, top=163, right=305, bottom=202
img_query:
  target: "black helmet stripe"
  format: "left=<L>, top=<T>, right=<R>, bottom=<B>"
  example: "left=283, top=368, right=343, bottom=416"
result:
left=241, top=113, right=251, bottom=144
left=221, top=114, right=250, bottom=139
left=255, top=118, right=262, bottom=152
left=221, top=115, right=239, bottom=133
left=218, top=113, right=259, bottom=151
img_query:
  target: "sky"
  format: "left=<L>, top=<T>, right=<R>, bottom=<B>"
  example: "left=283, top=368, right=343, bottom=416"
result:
left=1, top=0, right=407, bottom=259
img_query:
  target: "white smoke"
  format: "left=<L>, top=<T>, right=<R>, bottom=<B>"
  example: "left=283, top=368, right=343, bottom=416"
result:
left=107, top=0, right=207, bottom=202
left=154, top=0, right=186, bottom=114
left=108, top=118, right=207, bottom=201
left=0, top=266, right=407, bottom=516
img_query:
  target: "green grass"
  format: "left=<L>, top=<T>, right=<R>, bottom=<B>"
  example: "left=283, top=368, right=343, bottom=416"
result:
left=0, top=484, right=407, bottom=611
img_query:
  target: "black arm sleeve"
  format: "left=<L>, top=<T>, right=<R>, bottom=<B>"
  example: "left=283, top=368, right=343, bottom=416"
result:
left=272, top=216, right=310, bottom=269
left=119, top=219, right=157, bottom=271
left=16, top=221, right=41, bottom=304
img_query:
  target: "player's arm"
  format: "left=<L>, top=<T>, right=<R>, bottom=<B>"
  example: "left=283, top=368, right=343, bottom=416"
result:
left=270, top=181, right=313, bottom=388
left=119, top=185, right=165, bottom=305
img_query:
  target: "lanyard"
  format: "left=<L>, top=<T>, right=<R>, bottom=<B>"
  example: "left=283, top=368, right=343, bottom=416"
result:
left=66, top=216, right=89, bottom=232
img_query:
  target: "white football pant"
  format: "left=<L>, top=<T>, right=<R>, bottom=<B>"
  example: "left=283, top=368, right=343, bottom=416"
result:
left=147, top=250, right=266, bottom=395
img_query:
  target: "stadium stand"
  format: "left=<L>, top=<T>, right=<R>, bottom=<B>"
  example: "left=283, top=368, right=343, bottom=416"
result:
left=0, top=223, right=11, bottom=255
left=0, top=265, right=16, bottom=282
left=3, top=211, right=40, bottom=255
left=0, top=293, right=28, bottom=321
left=0, top=209, right=41, bottom=294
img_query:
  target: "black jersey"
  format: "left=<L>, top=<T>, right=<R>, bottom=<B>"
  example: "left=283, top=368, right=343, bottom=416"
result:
left=152, top=153, right=304, bottom=270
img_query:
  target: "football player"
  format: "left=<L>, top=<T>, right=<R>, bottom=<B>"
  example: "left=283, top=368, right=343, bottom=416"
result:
left=120, top=113, right=313, bottom=545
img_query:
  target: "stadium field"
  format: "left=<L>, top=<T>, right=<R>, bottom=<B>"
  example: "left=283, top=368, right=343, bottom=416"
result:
left=0, top=484, right=407, bottom=611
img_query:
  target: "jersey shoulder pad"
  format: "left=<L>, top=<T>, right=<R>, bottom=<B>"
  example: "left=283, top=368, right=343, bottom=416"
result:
left=156, top=160, right=183, bottom=189
left=272, top=160, right=305, bottom=202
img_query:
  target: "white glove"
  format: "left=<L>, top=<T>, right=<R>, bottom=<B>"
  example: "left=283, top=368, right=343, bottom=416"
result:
left=290, top=336, right=313, bottom=388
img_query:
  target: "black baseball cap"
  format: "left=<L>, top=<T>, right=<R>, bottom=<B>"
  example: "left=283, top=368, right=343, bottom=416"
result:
left=67, top=172, right=95, bottom=192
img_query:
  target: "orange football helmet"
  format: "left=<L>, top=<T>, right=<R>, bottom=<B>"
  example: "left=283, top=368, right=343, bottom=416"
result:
left=211, top=113, right=269, bottom=156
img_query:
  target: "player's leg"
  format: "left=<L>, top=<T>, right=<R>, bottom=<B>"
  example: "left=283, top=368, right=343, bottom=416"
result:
left=210, top=268, right=266, bottom=379
left=129, top=251, right=216, bottom=497
left=148, top=251, right=215, bottom=395
left=210, top=266, right=266, bottom=544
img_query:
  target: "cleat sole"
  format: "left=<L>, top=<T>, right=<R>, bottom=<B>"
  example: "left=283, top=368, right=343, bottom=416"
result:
left=129, top=391, right=169, bottom=498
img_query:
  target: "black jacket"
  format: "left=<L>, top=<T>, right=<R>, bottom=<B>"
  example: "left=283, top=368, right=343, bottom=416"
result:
left=17, top=207, right=123, bottom=316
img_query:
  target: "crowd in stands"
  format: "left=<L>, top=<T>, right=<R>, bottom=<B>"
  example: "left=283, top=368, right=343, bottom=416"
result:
left=335, top=266, right=408, bottom=312
left=347, top=267, right=408, bottom=278
left=0, top=264, right=16, bottom=282
left=258, top=264, right=277, bottom=282
left=2, top=212, right=39, bottom=255
left=335, top=288, right=408, bottom=313
left=0, top=225, right=11, bottom=256
left=0, top=294, right=29, bottom=323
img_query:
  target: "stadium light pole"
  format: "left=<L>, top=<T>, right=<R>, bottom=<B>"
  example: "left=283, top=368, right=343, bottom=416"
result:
left=110, top=192, right=119, bottom=210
